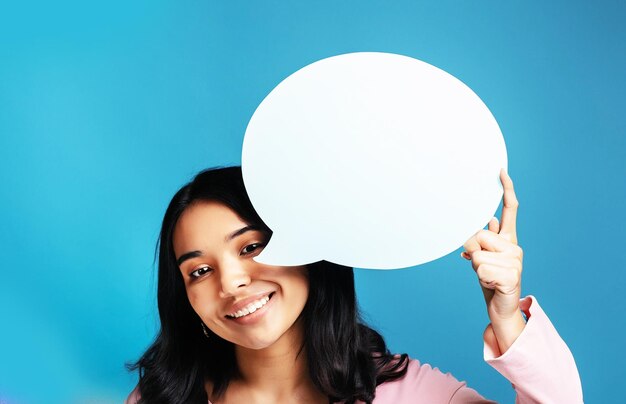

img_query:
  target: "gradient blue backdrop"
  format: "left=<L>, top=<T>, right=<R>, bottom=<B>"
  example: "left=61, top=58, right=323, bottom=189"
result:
left=1, top=1, right=624, bottom=403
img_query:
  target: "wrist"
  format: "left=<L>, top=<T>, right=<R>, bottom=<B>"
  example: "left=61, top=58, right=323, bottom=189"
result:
left=490, top=311, right=526, bottom=354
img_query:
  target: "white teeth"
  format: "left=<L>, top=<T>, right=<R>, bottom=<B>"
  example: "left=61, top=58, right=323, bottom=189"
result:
left=228, top=295, right=271, bottom=318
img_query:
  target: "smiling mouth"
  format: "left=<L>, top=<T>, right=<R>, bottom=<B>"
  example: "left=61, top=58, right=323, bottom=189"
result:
left=225, top=292, right=275, bottom=319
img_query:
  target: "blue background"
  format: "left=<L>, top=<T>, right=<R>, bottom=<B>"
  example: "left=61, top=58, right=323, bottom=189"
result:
left=1, top=1, right=624, bottom=402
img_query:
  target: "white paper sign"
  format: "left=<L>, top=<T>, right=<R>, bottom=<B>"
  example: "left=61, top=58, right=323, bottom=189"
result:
left=242, top=52, right=507, bottom=269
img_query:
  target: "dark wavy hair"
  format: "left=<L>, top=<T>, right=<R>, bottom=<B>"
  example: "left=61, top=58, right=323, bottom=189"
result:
left=127, top=166, right=408, bottom=403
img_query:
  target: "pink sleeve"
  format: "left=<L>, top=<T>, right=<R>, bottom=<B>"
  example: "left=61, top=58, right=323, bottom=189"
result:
left=373, top=359, right=497, bottom=403
left=481, top=295, right=583, bottom=404
left=124, top=385, right=141, bottom=404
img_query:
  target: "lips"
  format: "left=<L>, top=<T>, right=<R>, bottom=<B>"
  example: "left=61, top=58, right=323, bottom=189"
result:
left=224, top=292, right=274, bottom=318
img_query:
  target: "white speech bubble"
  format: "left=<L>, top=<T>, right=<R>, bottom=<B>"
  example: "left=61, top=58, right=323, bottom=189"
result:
left=242, top=52, right=507, bottom=270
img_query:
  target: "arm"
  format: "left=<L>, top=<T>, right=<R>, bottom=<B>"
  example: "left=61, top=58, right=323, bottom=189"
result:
left=459, top=170, right=582, bottom=403
left=446, top=297, right=582, bottom=404
left=482, top=295, right=583, bottom=403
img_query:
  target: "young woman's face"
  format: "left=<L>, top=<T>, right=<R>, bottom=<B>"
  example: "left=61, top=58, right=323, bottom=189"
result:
left=173, top=200, right=309, bottom=350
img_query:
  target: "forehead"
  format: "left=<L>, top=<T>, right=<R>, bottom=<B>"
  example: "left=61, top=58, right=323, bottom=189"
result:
left=173, top=201, right=247, bottom=250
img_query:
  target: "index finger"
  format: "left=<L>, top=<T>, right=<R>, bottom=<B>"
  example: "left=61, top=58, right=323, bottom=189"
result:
left=499, top=168, right=519, bottom=244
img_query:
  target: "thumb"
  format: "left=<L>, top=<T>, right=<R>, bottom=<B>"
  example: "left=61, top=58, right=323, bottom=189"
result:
left=463, top=233, right=481, bottom=257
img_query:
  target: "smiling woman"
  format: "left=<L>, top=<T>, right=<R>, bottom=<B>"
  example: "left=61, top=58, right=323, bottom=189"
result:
left=173, top=200, right=310, bottom=351
left=125, top=166, right=582, bottom=404
left=125, top=166, right=410, bottom=403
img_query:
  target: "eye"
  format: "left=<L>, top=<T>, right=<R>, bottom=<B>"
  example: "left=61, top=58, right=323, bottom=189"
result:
left=190, top=266, right=213, bottom=279
left=241, top=243, right=265, bottom=255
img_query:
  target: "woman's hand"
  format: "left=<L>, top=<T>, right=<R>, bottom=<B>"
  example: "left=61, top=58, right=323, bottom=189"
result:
left=461, top=168, right=526, bottom=355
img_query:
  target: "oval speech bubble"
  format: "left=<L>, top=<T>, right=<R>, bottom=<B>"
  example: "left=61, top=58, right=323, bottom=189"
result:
left=242, top=52, right=507, bottom=270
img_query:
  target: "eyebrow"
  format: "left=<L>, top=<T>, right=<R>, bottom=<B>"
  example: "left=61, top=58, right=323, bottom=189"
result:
left=176, top=225, right=263, bottom=266
left=225, top=225, right=261, bottom=243
left=176, top=250, right=203, bottom=266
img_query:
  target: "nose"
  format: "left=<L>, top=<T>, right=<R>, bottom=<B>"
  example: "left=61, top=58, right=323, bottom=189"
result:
left=218, top=259, right=252, bottom=298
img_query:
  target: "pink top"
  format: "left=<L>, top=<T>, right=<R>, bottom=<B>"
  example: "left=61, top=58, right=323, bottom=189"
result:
left=126, top=295, right=583, bottom=403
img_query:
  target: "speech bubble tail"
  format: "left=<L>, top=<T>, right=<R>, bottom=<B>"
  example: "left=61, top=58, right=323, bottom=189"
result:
left=253, top=237, right=318, bottom=267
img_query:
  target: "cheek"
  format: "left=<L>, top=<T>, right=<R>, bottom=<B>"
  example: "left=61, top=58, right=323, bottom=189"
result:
left=297, top=273, right=310, bottom=297
left=285, top=268, right=310, bottom=305
left=185, top=286, right=217, bottom=319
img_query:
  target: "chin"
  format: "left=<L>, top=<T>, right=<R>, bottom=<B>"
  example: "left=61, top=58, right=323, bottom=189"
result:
left=238, top=335, right=280, bottom=350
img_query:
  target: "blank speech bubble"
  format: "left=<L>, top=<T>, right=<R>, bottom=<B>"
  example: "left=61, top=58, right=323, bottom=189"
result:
left=242, top=52, right=507, bottom=270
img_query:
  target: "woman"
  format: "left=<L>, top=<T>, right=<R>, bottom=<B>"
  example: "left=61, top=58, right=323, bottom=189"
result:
left=127, top=166, right=582, bottom=403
